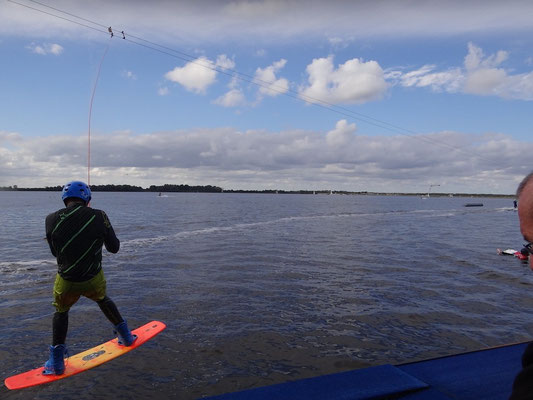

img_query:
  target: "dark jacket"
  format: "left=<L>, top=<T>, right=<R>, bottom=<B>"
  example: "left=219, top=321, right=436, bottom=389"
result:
left=509, top=342, right=533, bottom=400
left=45, top=203, right=120, bottom=282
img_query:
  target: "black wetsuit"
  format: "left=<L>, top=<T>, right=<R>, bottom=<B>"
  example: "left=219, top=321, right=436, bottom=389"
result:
left=45, top=203, right=120, bottom=282
left=509, top=342, right=533, bottom=399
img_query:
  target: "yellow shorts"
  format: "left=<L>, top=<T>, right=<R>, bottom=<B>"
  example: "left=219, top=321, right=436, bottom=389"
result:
left=52, top=269, right=107, bottom=313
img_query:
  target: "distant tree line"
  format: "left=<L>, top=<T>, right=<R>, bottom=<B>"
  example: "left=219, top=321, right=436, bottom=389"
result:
left=91, top=184, right=144, bottom=192
left=0, top=184, right=513, bottom=197
left=148, top=184, right=223, bottom=193
left=0, top=184, right=223, bottom=193
left=0, top=185, right=62, bottom=191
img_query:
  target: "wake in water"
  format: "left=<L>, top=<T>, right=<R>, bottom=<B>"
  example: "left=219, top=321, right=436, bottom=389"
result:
left=0, top=259, right=55, bottom=274
left=120, top=207, right=484, bottom=250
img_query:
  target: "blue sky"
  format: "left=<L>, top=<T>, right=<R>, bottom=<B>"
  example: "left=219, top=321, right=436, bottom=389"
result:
left=1, top=0, right=532, bottom=193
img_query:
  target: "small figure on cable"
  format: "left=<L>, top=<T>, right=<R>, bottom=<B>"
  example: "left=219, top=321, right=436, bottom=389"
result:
left=108, top=26, right=113, bottom=37
left=121, top=30, right=126, bottom=39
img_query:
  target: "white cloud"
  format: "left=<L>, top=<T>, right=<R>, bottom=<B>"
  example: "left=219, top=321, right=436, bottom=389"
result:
left=158, top=87, right=169, bottom=96
left=164, top=54, right=235, bottom=94
left=214, top=88, right=246, bottom=107
left=122, top=70, right=137, bottom=80
left=255, top=59, right=289, bottom=98
left=215, top=54, right=235, bottom=70
left=465, top=68, right=508, bottom=95
left=326, top=119, right=357, bottom=147
left=3, top=2, right=533, bottom=44
left=0, top=130, right=22, bottom=143
left=1, top=123, right=529, bottom=194
left=464, top=42, right=508, bottom=70
left=214, top=77, right=247, bottom=107
left=328, top=37, right=344, bottom=47
left=462, top=43, right=533, bottom=99
left=165, top=56, right=218, bottom=94
left=393, top=43, right=533, bottom=100
left=396, top=65, right=464, bottom=92
left=26, top=42, right=63, bottom=55
left=327, top=36, right=354, bottom=50
left=299, top=55, right=389, bottom=104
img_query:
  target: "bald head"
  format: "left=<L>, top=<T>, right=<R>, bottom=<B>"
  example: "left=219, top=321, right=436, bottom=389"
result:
left=517, top=172, right=533, bottom=222
left=517, top=172, right=533, bottom=199
left=517, top=172, right=533, bottom=270
left=519, top=181, right=533, bottom=220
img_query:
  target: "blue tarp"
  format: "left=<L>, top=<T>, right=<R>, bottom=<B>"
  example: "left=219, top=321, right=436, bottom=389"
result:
left=203, top=342, right=528, bottom=400
left=398, top=342, right=527, bottom=400
left=206, top=364, right=428, bottom=400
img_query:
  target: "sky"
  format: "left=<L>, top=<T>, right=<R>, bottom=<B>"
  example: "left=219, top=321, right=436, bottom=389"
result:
left=1, top=0, right=533, bottom=194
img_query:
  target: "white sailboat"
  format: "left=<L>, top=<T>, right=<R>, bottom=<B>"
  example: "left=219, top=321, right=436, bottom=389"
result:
left=421, top=184, right=440, bottom=199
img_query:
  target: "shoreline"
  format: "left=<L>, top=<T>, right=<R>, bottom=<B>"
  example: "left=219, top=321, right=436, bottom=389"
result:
left=0, top=186, right=515, bottom=198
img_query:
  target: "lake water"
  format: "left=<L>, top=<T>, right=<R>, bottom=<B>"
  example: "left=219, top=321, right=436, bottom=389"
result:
left=1, top=191, right=531, bottom=399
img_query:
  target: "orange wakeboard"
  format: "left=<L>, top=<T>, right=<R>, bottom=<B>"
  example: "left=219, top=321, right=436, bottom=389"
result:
left=4, top=320, right=166, bottom=390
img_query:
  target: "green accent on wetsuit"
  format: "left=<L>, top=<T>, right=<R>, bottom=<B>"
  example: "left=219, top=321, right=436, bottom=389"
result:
left=61, top=239, right=100, bottom=275
left=60, top=215, right=96, bottom=254
left=51, top=205, right=82, bottom=235
left=45, top=204, right=119, bottom=282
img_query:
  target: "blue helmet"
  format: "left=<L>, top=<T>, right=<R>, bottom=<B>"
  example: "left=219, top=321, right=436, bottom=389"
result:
left=62, top=181, right=92, bottom=204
